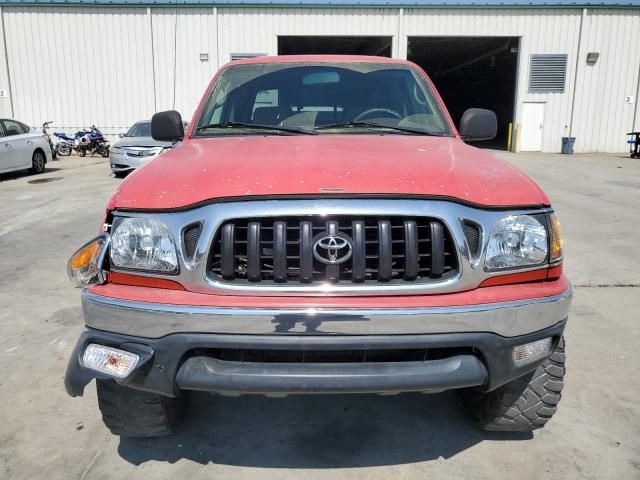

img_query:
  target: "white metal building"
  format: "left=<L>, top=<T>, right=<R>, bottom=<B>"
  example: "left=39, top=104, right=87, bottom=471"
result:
left=0, top=0, right=639, bottom=152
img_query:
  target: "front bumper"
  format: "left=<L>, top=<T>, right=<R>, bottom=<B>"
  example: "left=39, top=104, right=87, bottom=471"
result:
left=65, top=288, right=571, bottom=397
left=66, top=321, right=566, bottom=397
left=109, top=151, right=155, bottom=172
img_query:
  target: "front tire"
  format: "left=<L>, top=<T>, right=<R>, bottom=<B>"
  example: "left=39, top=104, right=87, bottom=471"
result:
left=96, top=380, right=183, bottom=437
left=458, top=337, right=566, bottom=432
left=56, top=144, right=72, bottom=156
left=30, top=150, right=46, bottom=174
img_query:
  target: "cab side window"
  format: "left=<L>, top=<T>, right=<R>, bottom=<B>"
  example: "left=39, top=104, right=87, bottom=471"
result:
left=1, top=119, right=25, bottom=137
left=251, top=89, right=280, bottom=124
left=209, top=104, right=223, bottom=125
left=253, top=89, right=279, bottom=112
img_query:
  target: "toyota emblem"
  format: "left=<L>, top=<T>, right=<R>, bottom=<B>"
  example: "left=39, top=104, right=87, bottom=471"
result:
left=313, top=233, right=353, bottom=265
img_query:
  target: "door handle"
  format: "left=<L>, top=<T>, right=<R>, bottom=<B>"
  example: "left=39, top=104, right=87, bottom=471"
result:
left=4, top=143, right=11, bottom=148
left=27, top=140, right=33, bottom=145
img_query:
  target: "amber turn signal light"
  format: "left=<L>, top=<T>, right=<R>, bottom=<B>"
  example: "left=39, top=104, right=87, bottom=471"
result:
left=70, top=242, right=100, bottom=269
left=549, top=213, right=564, bottom=262
left=67, top=234, right=109, bottom=288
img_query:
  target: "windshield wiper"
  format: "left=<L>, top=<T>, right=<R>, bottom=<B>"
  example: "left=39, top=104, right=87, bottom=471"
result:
left=315, top=121, right=447, bottom=136
left=196, top=121, right=316, bottom=135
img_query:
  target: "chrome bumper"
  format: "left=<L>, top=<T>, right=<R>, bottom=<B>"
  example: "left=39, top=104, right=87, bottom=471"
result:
left=82, top=288, right=572, bottom=339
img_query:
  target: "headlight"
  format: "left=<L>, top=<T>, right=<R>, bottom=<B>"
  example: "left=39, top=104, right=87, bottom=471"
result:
left=485, top=215, right=547, bottom=270
left=110, top=146, right=122, bottom=153
left=110, top=218, right=178, bottom=273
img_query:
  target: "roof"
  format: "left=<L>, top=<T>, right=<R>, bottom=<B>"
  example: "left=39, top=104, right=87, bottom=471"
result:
left=0, top=0, right=638, bottom=7
left=228, top=55, right=411, bottom=66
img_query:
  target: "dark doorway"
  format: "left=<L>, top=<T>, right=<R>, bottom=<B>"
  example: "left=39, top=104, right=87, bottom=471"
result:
left=407, top=36, right=519, bottom=149
left=278, top=36, right=393, bottom=57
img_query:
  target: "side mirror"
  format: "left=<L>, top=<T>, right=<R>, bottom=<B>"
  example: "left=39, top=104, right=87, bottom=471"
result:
left=152, top=110, right=185, bottom=142
left=459, top=108, right=497, bottom=142
left=118, top=133, right=125, bottom=138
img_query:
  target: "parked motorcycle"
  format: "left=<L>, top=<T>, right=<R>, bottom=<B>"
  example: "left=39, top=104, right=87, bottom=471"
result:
left=76, top=125, right=110, bottom=158
left=52, top=130, right=75, bottom=157
left=41, top=121, right=57, bottom=160
left=53, top=125, right=110, bottom=158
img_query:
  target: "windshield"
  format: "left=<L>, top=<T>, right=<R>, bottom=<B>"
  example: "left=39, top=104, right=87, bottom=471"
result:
left=126, top=122, right=151, bottom=137
left=195, top=62, right=452, bottom=136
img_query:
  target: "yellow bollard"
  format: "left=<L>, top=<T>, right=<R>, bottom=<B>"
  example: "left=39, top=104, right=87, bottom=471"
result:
left=507, top=122, right=513, bottom=152
left=514, top=123, right=522, bottom=153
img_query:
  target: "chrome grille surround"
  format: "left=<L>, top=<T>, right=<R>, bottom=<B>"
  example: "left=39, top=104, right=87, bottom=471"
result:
left=109, top=199, right=553, bottom=296
left=123, top=146, right=163, bottom=158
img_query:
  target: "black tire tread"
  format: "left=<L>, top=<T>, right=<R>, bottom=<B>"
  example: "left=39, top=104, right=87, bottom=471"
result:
left=460, top=336, right=566, bottom=432
left=30, top=149, right=46, bottom=174
left=96, top=380, right=178, bottom=437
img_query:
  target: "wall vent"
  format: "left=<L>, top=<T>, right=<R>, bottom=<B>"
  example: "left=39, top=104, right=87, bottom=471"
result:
left=528, top=54, right=568, bottom=93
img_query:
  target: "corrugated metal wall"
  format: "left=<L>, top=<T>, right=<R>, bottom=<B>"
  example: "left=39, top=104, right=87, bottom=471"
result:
left=217, top=8, right=398, bottom=58
left=1, top=6, right=155, bottom=135
left=151, top=8, right=218, bottom=116
left=571, top=9, right=640, bottom=152
left=0, top=5, right=638, bottom=152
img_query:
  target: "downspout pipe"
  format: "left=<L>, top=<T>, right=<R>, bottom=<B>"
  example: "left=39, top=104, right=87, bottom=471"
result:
left=0, top=6, right=14, bottom=118
left=632, top=63, right=640, bottom=132
left=568, top=7, right=587, bottom=139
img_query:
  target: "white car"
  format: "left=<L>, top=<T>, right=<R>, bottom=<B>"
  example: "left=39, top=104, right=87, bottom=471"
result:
left=0, top=118, right=52, bottom=175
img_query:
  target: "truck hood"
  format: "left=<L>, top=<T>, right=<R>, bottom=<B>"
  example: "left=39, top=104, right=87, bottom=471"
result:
left=108, top=135, right=549, bottom=210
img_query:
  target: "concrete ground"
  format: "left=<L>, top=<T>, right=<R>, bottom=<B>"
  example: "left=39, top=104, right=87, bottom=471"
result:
left=0, top=151, right=638, bottom=480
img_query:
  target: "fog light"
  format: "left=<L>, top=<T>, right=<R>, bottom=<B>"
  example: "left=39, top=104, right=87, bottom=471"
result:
left=83, top=344, right=139, bottom=378
left=513, top=337, right=553, bottom=366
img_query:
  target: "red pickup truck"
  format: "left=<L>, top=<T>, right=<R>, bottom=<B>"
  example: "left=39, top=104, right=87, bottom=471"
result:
left=65, top=55, right=571, bottom=437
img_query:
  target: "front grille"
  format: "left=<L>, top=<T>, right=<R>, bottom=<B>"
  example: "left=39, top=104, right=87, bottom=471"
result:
left=124, top=147, right=159, bottom=158
left=208, top=216, right=458, bottom=284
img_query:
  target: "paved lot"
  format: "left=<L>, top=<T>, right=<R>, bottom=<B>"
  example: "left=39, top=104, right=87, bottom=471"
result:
left=0, top=151, right=639, bottom=480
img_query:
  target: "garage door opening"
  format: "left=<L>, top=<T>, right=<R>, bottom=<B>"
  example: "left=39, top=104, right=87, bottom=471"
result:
left=278, top=36, right=392, bottom=57
left=408, top=36, right=519, bottom=149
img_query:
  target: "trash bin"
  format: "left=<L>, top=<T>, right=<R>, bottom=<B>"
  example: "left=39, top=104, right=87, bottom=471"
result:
left=561, top=137, right=575, bottom=154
